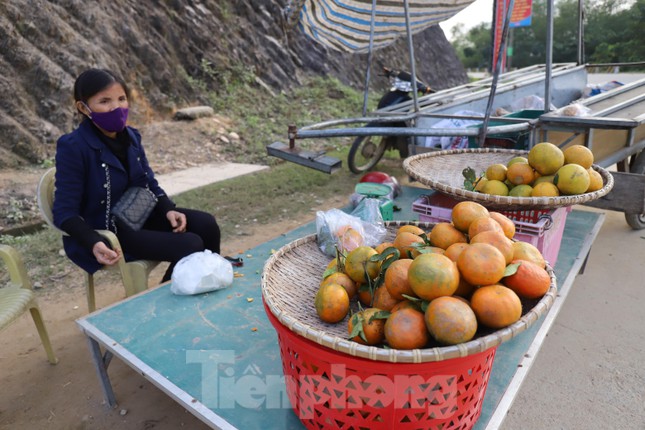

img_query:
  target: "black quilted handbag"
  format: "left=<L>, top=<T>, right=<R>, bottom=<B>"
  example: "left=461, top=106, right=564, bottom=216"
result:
left=111, top=186, right=158, bottom=231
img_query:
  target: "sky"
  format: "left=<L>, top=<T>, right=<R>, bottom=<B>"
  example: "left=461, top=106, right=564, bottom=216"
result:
left=439, top=0, right=495, bottom=40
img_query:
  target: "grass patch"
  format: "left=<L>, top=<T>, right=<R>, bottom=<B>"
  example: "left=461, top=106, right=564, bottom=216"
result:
left=1, top=227, right=84, bottom=288
left=173, top=147, right=405, bottom=243
left=208, top=74, right=378, bottom=163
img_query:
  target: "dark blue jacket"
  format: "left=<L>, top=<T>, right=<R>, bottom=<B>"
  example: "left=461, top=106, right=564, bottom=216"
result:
left=53, top=119, right=169, bottom=273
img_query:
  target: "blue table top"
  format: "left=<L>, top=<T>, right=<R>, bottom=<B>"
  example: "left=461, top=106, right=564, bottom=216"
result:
left=79, top=186, right=603, bottom=430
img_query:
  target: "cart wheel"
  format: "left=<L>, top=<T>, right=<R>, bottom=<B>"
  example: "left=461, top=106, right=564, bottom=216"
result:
left=348, top=135, right=388, bottom=174
left=625, top=151, right=645, bottom=230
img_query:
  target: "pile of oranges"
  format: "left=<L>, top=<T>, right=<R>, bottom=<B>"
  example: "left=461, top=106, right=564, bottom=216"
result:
left=314, top=200, right=552, bottom=350
left=472, top=143, right=603, bottom=197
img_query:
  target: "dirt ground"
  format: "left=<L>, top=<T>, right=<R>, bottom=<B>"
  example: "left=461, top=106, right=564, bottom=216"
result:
left=0, top=221, right=307, bottom=430
left=0, top=117, right=320, bottom=430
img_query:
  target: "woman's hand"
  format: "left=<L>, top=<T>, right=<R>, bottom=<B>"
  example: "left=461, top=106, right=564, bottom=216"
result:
left=166, top=210, right=187, bottom=233
left=92, top=241, right=121, bottom=266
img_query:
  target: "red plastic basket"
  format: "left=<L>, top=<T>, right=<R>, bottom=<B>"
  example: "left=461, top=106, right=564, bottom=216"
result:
left=262, top=223, right=557, bottom=430
left=265, top=303, right=497, bottom=430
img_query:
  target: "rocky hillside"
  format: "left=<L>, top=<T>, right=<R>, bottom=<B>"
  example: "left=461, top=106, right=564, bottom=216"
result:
left=0, top=0, right=468, bottom=167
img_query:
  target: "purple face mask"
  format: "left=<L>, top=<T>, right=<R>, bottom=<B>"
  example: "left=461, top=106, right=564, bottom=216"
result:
left=84, top=104, right=129, bottom=132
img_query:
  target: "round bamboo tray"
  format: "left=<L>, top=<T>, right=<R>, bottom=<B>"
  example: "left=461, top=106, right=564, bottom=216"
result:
left=403, top=148, right=614, bottom=210
left=261, top=221, right=557, bottom=364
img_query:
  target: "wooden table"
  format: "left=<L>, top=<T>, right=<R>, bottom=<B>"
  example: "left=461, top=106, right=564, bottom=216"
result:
left=76, top=186, right=605, bottom=430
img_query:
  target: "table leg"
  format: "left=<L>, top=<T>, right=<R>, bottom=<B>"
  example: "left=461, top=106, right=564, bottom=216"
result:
left=86, top=336, right=117, bottom=408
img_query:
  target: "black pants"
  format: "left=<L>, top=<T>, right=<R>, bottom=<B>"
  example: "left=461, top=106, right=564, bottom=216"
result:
left=116, top=208, right=221, bottom=282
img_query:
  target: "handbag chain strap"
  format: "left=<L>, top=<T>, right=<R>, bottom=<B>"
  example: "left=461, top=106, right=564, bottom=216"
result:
left=103, top=163, right=117, bottom=233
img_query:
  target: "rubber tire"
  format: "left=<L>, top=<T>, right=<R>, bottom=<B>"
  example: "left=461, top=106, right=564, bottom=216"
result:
left=396, top=136, right=410, bottom=159
left=348, top=135, right=388, bottom=174
left=348, top=91, right=411, bottom=174
left=625, top=150, right=645, bottom=230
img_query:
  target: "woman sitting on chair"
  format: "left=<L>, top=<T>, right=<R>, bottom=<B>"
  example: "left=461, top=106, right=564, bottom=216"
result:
left=53, top=68, right=221, bottom=283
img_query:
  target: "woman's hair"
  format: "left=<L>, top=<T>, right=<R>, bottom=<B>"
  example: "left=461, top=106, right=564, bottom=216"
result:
left=73, top=68, right=130, bottom=104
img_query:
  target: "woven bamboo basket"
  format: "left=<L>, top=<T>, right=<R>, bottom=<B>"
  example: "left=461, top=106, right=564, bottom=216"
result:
left=261, top=221, right=557, bottom=364
left=403, top=148, right=614, bottom=210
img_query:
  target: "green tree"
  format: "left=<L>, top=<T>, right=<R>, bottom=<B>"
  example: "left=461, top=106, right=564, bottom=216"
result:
left=453, top=22, right=494, bottom=69
left=449, top=0, right=644, bottom=70
left=585, top=0, right=645, bottom=65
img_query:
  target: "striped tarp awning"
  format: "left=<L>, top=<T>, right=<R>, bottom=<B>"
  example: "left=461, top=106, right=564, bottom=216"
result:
left=288, top=0, right=477, bottom=53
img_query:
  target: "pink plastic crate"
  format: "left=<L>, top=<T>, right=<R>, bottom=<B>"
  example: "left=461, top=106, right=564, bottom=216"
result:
left=412, top=194, right=571, bottom=266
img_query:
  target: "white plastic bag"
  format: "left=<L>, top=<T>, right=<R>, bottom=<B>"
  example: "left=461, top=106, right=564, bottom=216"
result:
left=315, top=206, right=386, bottom=257
left=423, top=110, right=484, bottom=149
left=555, top=103, right=592, bottom=117
left=170, top=250, right=234, bottom=295
left=510, top=94, right=546, bottom=111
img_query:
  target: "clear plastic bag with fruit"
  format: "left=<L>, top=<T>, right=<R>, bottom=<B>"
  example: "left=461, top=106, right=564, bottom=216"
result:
left=315, top=201, right=386, bottom=257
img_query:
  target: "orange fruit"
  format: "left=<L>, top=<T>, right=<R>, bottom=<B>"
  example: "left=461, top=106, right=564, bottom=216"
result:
left=357, top=284, right=373, bottom=307
left=509, top=184, right=533, bottom=197
left=397, top=225, right=426, bottom=236
left=320, top=272, right=358, bottom=300
left=372, top=285, right=401, bottom=312
left=390, top=300, right=421, bottom=313
left=452, top=295, right=471, bottom=305
left=383, top=258, right=415, bottom=301
left=314, top=283, right=350, bottom=323
left=482, top=179, right=509, bottom=196
left=512, top=241, right=546, bottom=268
left=528, top=142, right=565, bottom=175
left=470, top=284, right=522, bottom=329
left=429, top=222, right=467, bottom=250
left=393, top=232, right=425, bottom=258
left=489, top=212, right=516, bottom=239
left=344, top=246, right=379, bottom=283
left=468, top=216, right=505, bottom=239
left=554, top=164, right=590, bottom=195
left=474, top=177, right=488, bottom=192
left=507, top=156, right=529, bottom=167
left=457, top=242, right=507, bottom=286
left=408, top=253, right=460, bottom=301
left=531, top=182, right=560, bottom=197
left=444, top=242, right=470, bottom=262
left=586, top=168, right=603, bottom=192
left=384, top=307, right=429, bottom=350
left=506, top=162, right=536, bottom=186
left=486, top=163, right=508, bottom=181
left=533, top=175, right=555, bottom=185
left=424, top=296, right=478, bottom=345
left=325, top=257, right=339, bottom=272
left=503, top=259, right=551, bottom=299
left=469, top=230, right=514, bottom=264
left=422, top=246, right=446, bottom=255
left=375, top=241, right=395, bottom=253
left=453, top=277, right=475, bottom=298
left=563, top=144, right=594, bottom=169
left=348, top=308, right=386, bottom=346
left=336, top=226, right=364, bottom=252
left=451, top=201, right=490, bottom=233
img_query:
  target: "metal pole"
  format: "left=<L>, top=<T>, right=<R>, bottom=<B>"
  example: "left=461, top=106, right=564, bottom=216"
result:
left=477, top=0, right=515, bottom=147
left=403, top=0, right=420, bottom=122
left=545, top=0, right=554, bottom=113
left=508, top=28, right=513, bottom=70
left=361, top=0, right=378, bottom=117
left=577, top=0, right=584, bottom=65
